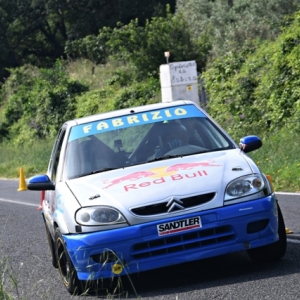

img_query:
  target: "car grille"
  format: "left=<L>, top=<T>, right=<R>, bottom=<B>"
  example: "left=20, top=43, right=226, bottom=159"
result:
left=131, top=225, right=234, bottom=260
left=131, top=192, right=216, bottom=216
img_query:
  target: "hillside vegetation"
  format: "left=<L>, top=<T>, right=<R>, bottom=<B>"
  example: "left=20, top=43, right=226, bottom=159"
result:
left=1, top=0, right=300, bottom=191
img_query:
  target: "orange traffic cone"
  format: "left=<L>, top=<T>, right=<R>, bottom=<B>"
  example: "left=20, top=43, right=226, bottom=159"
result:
left=17, top=168, right=28, bottom=191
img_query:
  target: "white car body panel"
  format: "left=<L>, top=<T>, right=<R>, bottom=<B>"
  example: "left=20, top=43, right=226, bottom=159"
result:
left=66, top=150, right=253, bottom=227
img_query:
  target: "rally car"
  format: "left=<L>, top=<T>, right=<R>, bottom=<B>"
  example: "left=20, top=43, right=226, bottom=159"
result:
left=27, top=100, right=286, bottom=294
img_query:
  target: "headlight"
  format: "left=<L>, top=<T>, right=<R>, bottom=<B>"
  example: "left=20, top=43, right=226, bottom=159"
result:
left=225, top=175, right=264, bottom=202
left=76, top=206, right=127, bottom=226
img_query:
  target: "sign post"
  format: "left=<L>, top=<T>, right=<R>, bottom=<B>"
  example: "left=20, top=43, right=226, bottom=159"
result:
left=160, top=60, right=199, bottom=105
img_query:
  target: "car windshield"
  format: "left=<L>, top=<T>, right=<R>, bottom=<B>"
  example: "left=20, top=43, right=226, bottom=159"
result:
left=64, top=105, right=234, bottom=179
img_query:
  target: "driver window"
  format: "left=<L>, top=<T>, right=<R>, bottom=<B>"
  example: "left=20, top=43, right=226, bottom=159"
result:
left=49, top=129, right=66, bottom=182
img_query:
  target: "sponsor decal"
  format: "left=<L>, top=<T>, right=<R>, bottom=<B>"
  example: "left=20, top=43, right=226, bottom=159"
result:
left=112, top=263, right=123, bottom=274
left=102, top=160, right=221, bottom=191
left=165, top=161, right=220, bottom=172
left=53, top=194, right=64, bottom=217
left=123, top=171, right=208, bottom=192
left=68, top=105, right=205, bottom=142
left=102, top=171, right=156, bottom=189
left=157, top=216, right=202, bottom=236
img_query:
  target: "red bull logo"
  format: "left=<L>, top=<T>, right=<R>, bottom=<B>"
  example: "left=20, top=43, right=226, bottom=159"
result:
left=166, top=160, right=220, bottom=172
left=102, top=160, right=221, bottom=191
left=102, top=171, right=156, bottom=189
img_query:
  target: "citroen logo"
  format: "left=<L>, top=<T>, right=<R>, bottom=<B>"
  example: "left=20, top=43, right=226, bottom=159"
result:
left=166, top=197, right=184, bottom=212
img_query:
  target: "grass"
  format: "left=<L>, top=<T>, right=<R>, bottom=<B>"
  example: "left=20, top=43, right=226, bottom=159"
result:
left=0, top=261, right=14, bottom=300
left=1, top=240, right=21, bottom=300
left=0, top=242, right=141, bottom=299
left=72, top=248, right=141, bottom=298
left=248, top=128, right=300, bottom=192
left=0, top=139, right=54, bottom=179
left=66, top=58, right=118, bottom=90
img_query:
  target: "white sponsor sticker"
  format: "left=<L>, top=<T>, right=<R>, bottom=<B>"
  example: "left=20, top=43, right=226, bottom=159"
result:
left=157, top=216, right=202, bottom=236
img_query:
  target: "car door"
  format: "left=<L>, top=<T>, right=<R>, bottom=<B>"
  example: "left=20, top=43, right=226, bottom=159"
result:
left=45, top=127, right=67, bottom=232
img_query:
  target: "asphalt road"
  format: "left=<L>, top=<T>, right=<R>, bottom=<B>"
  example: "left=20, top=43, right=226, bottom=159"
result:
left=1, top=179, right=300, bottom=300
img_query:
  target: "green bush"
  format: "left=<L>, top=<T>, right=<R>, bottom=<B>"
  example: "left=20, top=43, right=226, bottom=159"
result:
left=76, top=77, right=160, bottom=118
left=249, top=128, right=300, bottom=192
left=112, top=77, right=160, bottom=109
left=1, top=61, right=88, bottom=144
left=75, top=88, right=115, bottom=118
left=203, top=11, right=300, bottom=140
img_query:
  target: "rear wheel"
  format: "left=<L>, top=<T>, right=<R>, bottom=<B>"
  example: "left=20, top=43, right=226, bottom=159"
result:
left=55, top=228, right=83, bottom=295
left=247, top=203, right=287, bottom=263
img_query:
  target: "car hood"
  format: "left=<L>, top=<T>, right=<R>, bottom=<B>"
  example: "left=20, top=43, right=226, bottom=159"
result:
left=67, top=149, right=256, bottom=219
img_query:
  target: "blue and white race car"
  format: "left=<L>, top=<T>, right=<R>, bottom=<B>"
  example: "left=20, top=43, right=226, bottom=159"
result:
left=27, top=100, right=286, bottom=294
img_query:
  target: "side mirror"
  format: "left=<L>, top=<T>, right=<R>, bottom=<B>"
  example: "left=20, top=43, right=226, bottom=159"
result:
left=239, top=135, right=262, bottom=153
left=27, top=174, right=55, bottom=191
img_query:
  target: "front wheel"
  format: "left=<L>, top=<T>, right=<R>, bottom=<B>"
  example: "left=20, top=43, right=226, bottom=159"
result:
left=55, top=228, right=82, bottom=295
left=247, top=203, right=287, bottom=263
left=45, top=224, right=57, bottom=268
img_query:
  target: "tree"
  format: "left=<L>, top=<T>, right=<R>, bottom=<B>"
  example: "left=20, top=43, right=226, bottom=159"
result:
left=176, top=0, right=300, bottom=57
left=104, top=7, right=211, bottom=81
left=0, top=0, right=176, bottom=82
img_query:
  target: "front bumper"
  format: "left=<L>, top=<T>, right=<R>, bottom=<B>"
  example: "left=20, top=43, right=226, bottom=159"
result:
left=63, top=194, right=279, bottom=280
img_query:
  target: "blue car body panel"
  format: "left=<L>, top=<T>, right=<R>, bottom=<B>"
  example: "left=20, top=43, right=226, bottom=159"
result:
left=63, top=195, right=278, bottom=280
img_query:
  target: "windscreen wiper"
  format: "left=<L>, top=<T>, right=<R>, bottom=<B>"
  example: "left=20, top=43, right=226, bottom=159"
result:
left=92, top=167, right=117, bottom=174
left=146, top=155, right=182, bottom=163
left=146, top=150, right=212, bottom=163
left=78, top=168, right=117, bottom=178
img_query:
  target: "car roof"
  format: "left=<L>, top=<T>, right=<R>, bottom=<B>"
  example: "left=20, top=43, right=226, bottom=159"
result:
left=64, top=100, right=202, bottom=127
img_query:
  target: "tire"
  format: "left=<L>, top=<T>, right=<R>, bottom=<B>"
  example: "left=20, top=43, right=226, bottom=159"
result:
left=55, top=228, right=83, bottom=295
left=247, top=203, right=287, bottom=263
left=45, top=224, right=58, bottom=268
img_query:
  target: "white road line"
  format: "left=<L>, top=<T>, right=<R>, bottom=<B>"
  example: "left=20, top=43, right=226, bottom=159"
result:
left=0, top=197, right=37, bottom=207
left=287, top=238, right=300, bottom=244
left=276, top=192, right=300, bottom=196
